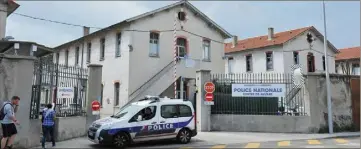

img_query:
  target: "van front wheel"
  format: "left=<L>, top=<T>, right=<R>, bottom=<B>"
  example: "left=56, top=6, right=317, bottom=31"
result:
left=177, top=129, right=191, bottom=144
left=113, top=132, right=129, bottom=149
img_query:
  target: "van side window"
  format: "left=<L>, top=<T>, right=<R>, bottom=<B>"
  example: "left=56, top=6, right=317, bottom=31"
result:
left=179, top=105, right=192, bottom=117
left=161, top=105, right=178, bottom=118
left=130, top=106, right=156, bottom=122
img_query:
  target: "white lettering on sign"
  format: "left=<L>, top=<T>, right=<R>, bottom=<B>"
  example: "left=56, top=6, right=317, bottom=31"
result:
left=57, top=87, right=74, bottom=98
left=232, top=84, right=286, bottom=97
left=148, top=123, right=174, bottom=131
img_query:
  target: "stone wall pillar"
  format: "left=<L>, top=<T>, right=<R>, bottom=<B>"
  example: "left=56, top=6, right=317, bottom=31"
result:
left=85, top=64, right=103, bottom=128
left=195, top=70, right=211, bottom=132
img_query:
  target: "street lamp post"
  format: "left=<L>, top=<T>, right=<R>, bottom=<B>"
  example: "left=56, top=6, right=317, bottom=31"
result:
left=322, top=0, right=333, bottom=134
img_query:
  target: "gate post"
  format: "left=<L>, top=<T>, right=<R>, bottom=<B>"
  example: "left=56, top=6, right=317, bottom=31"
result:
left=85, top=64, right=103, bottom=128
left=195, top=70, right=211, bottom=132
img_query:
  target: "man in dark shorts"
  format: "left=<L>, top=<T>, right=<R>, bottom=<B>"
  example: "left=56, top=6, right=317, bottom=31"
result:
left=0, top=96, right=20, bottom=149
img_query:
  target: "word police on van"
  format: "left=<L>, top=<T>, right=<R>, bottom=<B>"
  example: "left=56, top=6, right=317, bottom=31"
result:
left=87, top=96, right=197, bottom=148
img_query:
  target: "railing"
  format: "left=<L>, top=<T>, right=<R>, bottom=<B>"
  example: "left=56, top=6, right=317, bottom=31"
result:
left=128, top=60, right=176, bottom=103
left=210, top=73, right=306, bottom=116
left=30, top=59, right=88, bottom=119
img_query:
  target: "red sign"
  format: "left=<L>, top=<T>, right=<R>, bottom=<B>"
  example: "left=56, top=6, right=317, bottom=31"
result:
left=204, top=82, right=215, bottom=93
left=205, top=93, right=213, bottom=101
left=91, top=100, right=101, bottom=111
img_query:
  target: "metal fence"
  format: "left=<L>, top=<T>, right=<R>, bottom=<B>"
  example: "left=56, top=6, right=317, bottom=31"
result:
left=30, top=57, right=88, bottom=119
left=210, top=73, right=306, bottom=116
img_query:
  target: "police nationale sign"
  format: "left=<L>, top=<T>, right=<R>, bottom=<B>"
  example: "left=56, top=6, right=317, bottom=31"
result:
left=57, top=87, right=74, bottom=98
left=232, top=84, right=286, bottom=97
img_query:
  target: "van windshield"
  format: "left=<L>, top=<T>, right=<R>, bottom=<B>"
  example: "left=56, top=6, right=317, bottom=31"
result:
left=111, top=105, right=133, bottom=119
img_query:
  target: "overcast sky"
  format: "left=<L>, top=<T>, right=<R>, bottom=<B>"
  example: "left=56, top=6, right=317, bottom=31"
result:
left=5, top=1, right=360, bottom=49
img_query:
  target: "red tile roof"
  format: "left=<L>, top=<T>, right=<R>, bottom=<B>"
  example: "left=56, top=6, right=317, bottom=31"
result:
left=225, top=26, right=314, bottom=54
left=335, top=46, right=360, bottom=61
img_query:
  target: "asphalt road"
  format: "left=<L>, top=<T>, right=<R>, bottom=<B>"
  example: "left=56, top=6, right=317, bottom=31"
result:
left=36, top=136, right=360, bottom=148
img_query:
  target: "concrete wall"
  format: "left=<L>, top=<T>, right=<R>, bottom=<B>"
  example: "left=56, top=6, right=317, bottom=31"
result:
left=211, top=115, right=312, bottom=133
left=55, top=116, right=87, bottom=142
left=305, top=73, right=356, bottom=132
left=0, top=54, right=41, bottom=148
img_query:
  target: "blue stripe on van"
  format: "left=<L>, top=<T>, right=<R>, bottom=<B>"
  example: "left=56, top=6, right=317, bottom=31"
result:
left=107, top=116, right=193, bottom=135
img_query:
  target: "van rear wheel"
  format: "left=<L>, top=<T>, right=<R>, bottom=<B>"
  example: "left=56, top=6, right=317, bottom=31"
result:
left=177, top=129, right=191, bottom=144
left=113, top=132, right=129, bottom=149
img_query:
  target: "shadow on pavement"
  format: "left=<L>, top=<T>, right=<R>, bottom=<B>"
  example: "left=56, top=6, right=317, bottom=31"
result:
left=88, top=139, right=204, bottom=148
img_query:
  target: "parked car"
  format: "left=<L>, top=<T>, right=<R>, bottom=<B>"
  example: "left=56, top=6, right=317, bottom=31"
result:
left=58, top=104, right=85, bottom=117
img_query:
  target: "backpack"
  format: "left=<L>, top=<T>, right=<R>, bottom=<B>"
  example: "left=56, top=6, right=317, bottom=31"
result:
left=0, top=103, right=11, bottom=120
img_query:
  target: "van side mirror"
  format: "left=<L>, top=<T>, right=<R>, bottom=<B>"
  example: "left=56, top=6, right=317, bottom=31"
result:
left=137, top=115, right=142, bottom=121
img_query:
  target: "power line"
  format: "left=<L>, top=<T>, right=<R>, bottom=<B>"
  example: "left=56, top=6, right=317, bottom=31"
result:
left=0, top=9, right=102, bottom=29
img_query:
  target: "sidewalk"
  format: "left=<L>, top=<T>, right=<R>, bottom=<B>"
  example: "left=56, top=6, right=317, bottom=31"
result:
left=193, top=131, right=360, bottom=145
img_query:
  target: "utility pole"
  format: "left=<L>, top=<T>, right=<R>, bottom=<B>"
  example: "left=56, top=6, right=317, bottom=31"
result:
left=322, top=0, right=333, bottom=134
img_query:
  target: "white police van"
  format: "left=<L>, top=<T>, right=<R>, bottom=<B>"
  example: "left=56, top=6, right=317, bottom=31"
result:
left=87, top=96, right=197, bottom=148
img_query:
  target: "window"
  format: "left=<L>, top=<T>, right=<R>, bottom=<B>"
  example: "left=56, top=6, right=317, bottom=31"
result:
left=228, top=57, right=234, bottom=74
left=179, top=105, right=192, bottom=117
left=322, top=56, right=326, bottom=71
left=293, top=51, right=299, bottom=64
left=246, top=54, right=252, bottom=72
left=335, top=64, right=338, bottom=73
left=161, top=105, right=178, bottom=118
left=352, top=63, right=360, bottom=75
left=75, top=46, right=79, bottom=65
left=56, top=52, right=60, bottom=64
left=176, top=38, right=187, bottom=58
left=178, top=11, right=186, bottom=21
left=130, top=106, right=157, bottom=122
left=266, top=52, right=273, bottom=71
left=65, top=50, right=69, bottom=67
left=100, top=38, right=105, bottom=61
left=87, top=42, right=91, bottom=63
left=307, top=53, right=315, bottom=72
left=100, top=84, right=103, bottom=106
left=115, top=33, right=121, bottom=57
left=114, top=82, right=120, bottom=106
left=202, top=40, right=210, bottom=61
left=149, top=32, right=159, bottom=57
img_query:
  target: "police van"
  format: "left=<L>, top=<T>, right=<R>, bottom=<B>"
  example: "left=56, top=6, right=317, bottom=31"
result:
left=87, top=96, right=197, bottom=148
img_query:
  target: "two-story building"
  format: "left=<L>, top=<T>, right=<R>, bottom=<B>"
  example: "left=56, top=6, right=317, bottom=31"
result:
left=335, top=46, right=360, bottom=75
left=224, top=26, right=339, bottom=74
left=54, top=1, right=232, bottom=117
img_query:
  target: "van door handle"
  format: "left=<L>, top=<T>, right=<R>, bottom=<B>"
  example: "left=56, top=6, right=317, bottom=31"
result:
left=160, top=121, right=165, bottom=123
left=151, top=122, right=157, bottom=124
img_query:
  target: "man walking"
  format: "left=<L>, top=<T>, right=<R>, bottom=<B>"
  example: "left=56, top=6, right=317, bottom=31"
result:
left=41, top=103, right=56, bottom=149
left=0, top=96, right=20, bottom=149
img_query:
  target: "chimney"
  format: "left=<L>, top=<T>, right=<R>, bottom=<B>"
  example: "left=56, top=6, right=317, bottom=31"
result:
left=83, top=26, right=90, bottom=36
left=232, top=35, right=238, bottom=48
left=268, top=27, right=274, bottom=40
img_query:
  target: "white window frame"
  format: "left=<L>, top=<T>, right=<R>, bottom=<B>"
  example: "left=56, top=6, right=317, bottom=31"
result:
left=293, top=51, right=299, bottom=64
left=149, top=32, right=159, bottom=57
left=115, top=33, right=121, bottom=57
left=352, top=63, right=360, bottom=75
left=202, top=40, right=211, bottom=61
left=86, top=42, right=91, bottom=63
left=75, top=46, right=80, bottom=65
left=228, top=57, right=234, bottom=74
left=176, top=38, right=187, bottom=58
left=266, top=52, right=273, bottom=71
left=114, top=82, right=120, bottom=106
left=65, top=50, right=69, bottom=67
left=246, top=54, right=252, bottom=72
